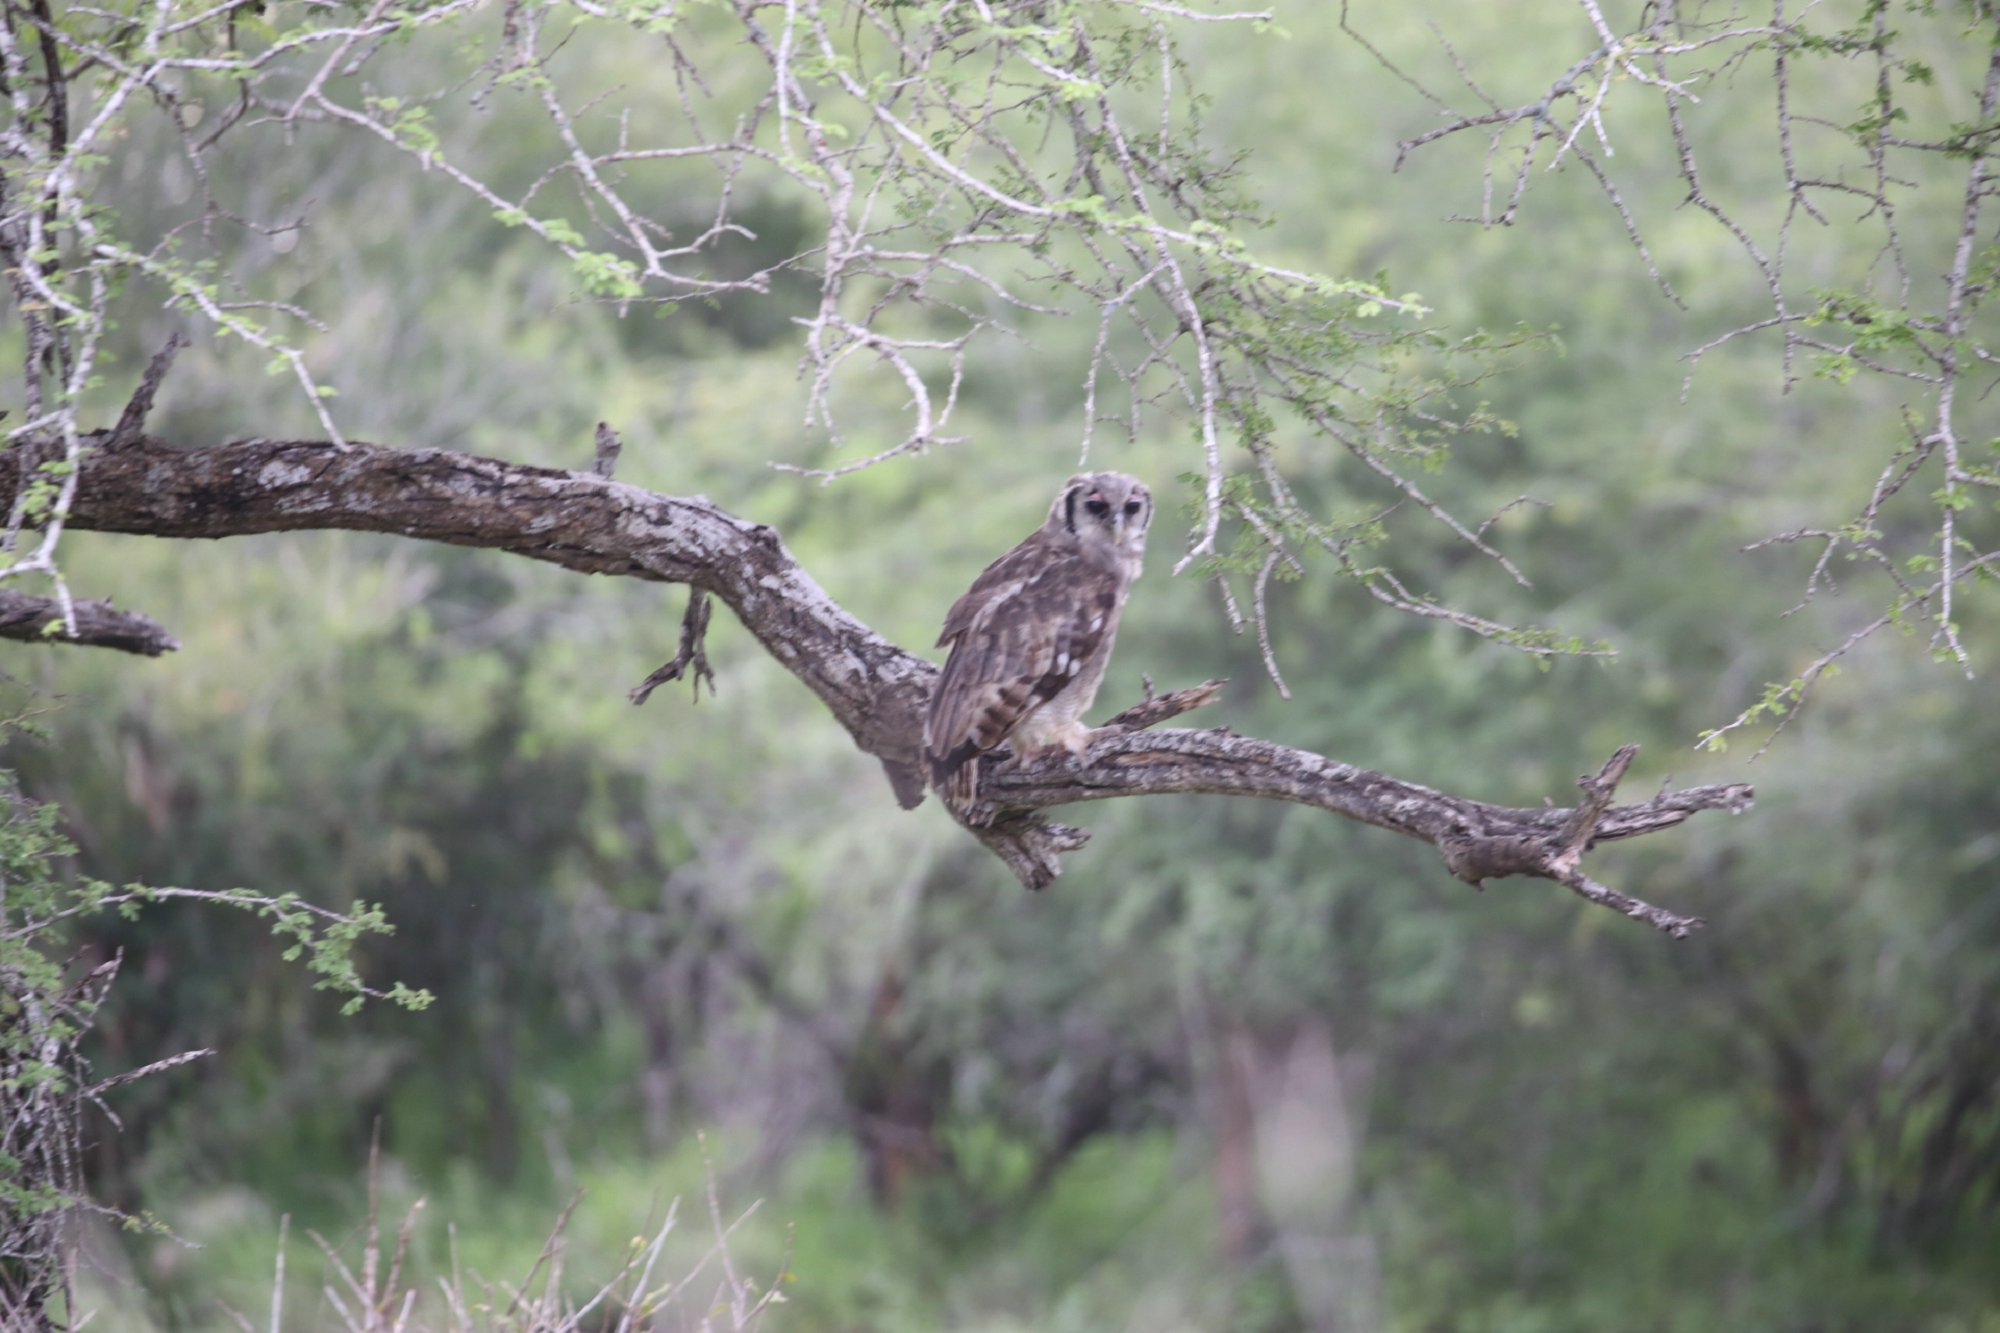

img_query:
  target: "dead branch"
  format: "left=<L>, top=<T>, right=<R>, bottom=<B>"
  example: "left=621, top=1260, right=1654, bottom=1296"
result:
left=110, top=332, right=188, bottom=445
left=629, top=588, right=716, bottom=706
left=978, top=728, right=1744, bottom=935
left=1098, top=678, right=1228, bottom=732
left=0, top=588, right=180, bottom=656
left=592, top=421, right=623, bottom=479
left=5, top=430, right=1750, bottom=930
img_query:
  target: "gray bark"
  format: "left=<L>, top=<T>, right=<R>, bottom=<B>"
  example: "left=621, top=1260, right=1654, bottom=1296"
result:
left=0, top=589, right=180, bottom=656
left=5, top=432, right=1752, bottom=933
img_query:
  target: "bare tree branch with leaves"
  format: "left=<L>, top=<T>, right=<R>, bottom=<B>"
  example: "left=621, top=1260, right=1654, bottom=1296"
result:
left=3, top=0, right=1597, bottom=685
left=1352, top=0, right=2000, bottom=750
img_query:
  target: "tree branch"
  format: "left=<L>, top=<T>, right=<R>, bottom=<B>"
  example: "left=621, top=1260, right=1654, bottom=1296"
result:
left=628, top=588, right=716, bottom=707
left=1099, top=678, right=1228, bottom=732
left=29, top=429, right=935, bottom=801
left=8, top=431, right=1751, bottom=929
left=0, top=588, right=179, bottom=656
left=979, top=728, right=1744, bottom=935
left=110, top=332, right=186, bottom=445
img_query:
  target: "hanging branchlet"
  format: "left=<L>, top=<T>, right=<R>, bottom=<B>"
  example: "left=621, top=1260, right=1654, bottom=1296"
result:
left=629, top=587, right=718, bottom=706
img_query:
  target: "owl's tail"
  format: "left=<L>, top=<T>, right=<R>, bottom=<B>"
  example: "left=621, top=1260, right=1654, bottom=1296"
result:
left=928, top=746, right=990, bottom=826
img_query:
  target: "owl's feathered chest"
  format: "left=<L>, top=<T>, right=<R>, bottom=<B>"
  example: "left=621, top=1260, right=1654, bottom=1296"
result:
left=924, top=474, right=1151, bottom=821
left=925, top=531, right=1139, bottom=784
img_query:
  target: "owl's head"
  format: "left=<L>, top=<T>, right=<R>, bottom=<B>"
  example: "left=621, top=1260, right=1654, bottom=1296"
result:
left=1050, top=471, right=1151, bottom=559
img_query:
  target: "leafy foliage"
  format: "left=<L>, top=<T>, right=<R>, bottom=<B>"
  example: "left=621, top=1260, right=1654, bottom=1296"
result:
left=0, top=707, right=428, bottom=1322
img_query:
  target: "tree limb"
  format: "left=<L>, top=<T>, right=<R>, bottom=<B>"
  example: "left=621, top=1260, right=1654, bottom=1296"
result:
left=6, top=431, right=1752, bottom=929
left=978, top=727, right=1745, bottom=935
left=0, top=589, right=180, bottom=656
left=28, top=429, right=935, bottom=802
left=1098, top=678, right=1229, bottom=732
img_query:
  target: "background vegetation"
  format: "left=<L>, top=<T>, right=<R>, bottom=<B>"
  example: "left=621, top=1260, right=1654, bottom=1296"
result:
left=3, top=1, right=1997, bottom=1329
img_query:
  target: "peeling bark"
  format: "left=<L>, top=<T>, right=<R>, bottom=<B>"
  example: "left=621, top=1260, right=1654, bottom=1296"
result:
left=5, top=432, right=1753, bottom=932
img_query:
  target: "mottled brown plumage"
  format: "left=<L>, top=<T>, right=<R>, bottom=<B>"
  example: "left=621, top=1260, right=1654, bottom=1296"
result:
left=925, top=472, right=1151, bottom=823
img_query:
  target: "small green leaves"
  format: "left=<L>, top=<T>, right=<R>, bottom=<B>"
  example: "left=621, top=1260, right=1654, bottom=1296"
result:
left=574, top=250, right=643, bottom=301
left=366, top=96, right=442, bottom=158
left=14, top=458, right=76, bottom=525
left=1697, top=667, right=1838, bottom=752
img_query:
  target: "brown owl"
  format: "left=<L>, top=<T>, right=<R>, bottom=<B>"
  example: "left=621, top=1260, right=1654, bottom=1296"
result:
left=924, top=472, right=1152, bottom=823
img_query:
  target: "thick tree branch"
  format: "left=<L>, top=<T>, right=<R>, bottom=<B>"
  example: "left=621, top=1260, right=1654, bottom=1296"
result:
left=26, top=429, right=935, bottom=802
left=5, top=432, right=1752, bottom=929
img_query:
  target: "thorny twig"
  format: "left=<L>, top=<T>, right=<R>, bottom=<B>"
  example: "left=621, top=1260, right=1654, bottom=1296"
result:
left=1356, top=0, right=2000, bottom=742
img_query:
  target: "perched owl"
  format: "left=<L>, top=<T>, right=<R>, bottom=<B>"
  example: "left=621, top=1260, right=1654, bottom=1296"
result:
left=924, top=472, right=1152, bottom=823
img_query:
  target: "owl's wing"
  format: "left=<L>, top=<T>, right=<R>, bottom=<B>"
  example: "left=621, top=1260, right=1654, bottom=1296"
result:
left=925, top=534, right=1123, bottom=808
left=935, top=536, right=1047, bottom=649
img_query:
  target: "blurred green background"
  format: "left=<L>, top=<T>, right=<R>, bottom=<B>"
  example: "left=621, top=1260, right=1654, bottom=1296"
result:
left=4, top=3, right=1997, bottom=1330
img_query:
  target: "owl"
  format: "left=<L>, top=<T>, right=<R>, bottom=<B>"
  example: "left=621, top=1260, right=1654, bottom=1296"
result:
left=924, top=472, right=1152, bottom=824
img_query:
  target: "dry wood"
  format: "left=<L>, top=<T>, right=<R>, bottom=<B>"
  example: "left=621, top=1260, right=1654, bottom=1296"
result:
left=0, top=588, right=180, bottom=656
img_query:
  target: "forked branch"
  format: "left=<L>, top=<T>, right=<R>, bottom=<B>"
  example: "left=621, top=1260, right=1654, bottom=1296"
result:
left=8, top=431, right=1751, bottom=934
left=977, top=725, right=1740, bottom=936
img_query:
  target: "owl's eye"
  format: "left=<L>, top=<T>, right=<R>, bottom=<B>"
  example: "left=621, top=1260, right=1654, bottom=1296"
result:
left=1123, top=499, right=1144, bottom=517
left=1084, top=496, right=1111, bottom=517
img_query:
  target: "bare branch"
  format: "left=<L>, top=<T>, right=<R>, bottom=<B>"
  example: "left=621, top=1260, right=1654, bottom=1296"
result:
left=3, top=430, right=1746, bottom=929
left=981, top=728, right=1740, bottom=935
left=629, top=589, right=717, bottom=707
left=1551, top=744, right=1638, bottom=876
left=110, top=331, right=187, bottom=445
left=22, top=428, right=935, bottom=798
left=84, top=1047, right=215, bottom=1099
left=1098, top=678, right=1227, bottom=732
left=0, top=588, right=179, bottom=656
left=591, top=421, right=623, bottom=479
